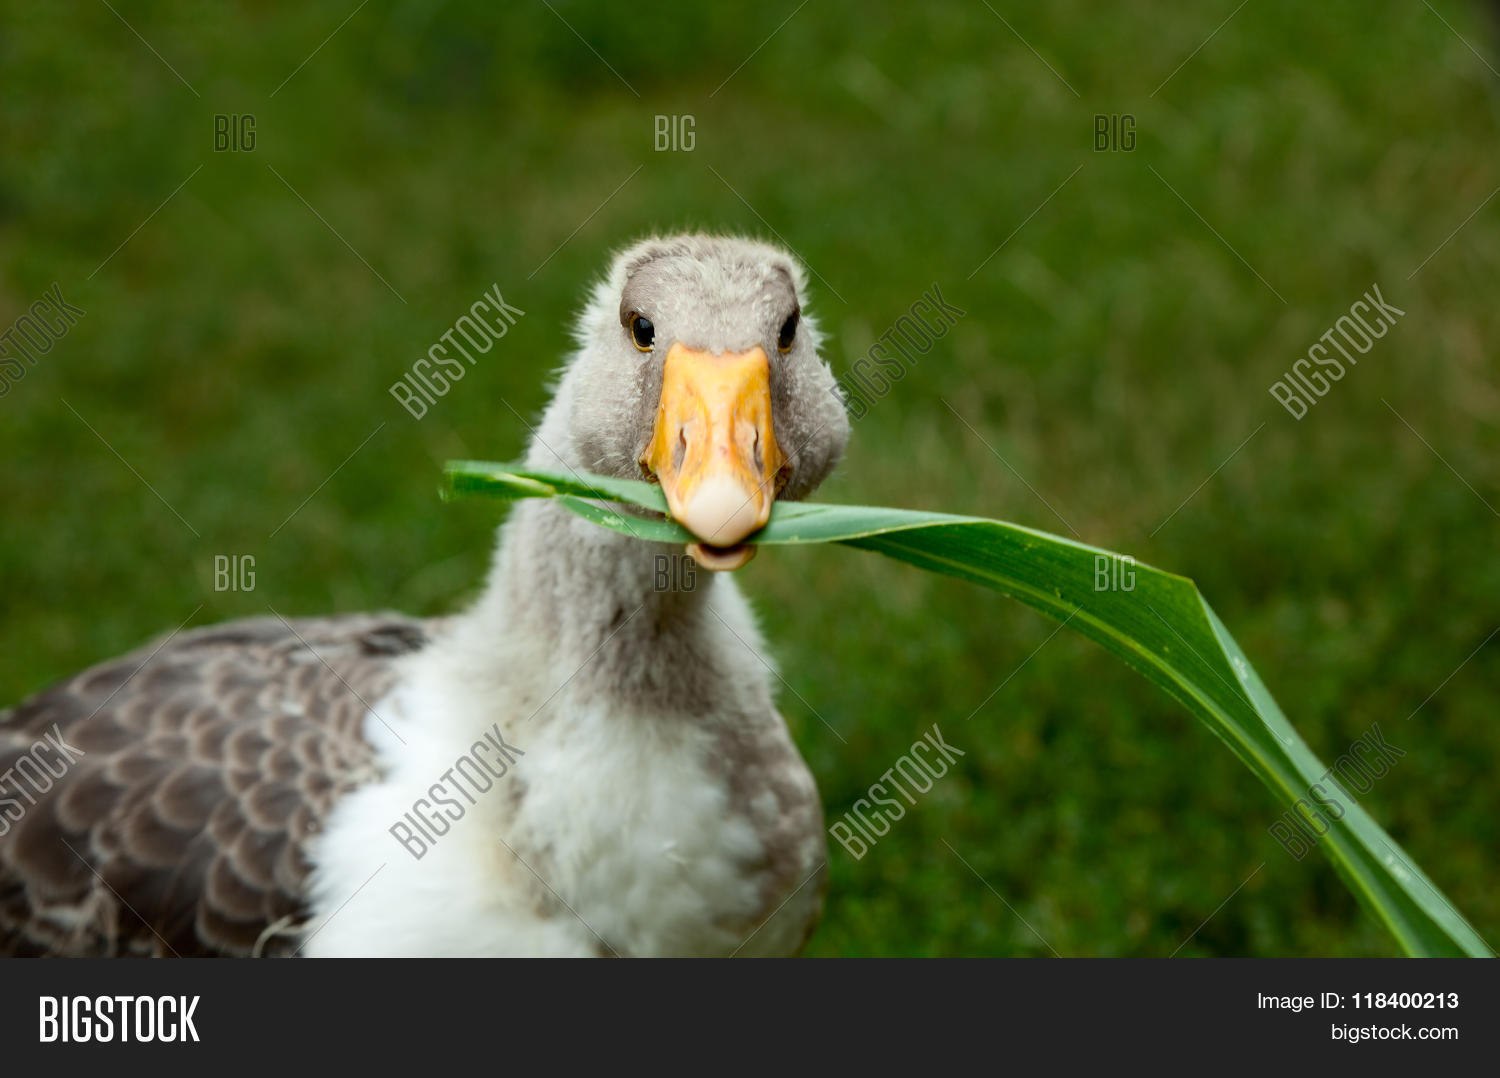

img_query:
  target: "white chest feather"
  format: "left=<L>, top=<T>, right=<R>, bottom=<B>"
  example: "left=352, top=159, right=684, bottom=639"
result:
left=301, top=577, right=825, bottom=957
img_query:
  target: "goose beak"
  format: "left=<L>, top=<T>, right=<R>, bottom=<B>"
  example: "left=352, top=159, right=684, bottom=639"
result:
left=642, top=342, right=783, bottom=572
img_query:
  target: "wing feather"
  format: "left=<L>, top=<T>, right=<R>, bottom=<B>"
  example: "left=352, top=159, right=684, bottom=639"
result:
left=0, top=612, right=430, bottom=956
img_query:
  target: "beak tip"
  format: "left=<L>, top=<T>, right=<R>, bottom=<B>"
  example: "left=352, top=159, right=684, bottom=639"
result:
left=677, top=476, right=764, bottom=548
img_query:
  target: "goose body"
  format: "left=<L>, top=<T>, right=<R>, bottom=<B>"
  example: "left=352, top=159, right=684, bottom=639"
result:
left=1, top=235, right=850, bottom=956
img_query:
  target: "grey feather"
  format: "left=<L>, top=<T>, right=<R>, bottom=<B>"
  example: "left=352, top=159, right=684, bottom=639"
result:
left=0, top=614, right=428, bottom=956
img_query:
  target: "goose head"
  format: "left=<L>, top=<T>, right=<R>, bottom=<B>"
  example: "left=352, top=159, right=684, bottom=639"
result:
left=558, top=234, right=851, bottom=570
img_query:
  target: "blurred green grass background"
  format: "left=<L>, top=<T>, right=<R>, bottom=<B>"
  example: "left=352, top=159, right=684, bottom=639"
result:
left=3, top=0, right=1498, bottom=956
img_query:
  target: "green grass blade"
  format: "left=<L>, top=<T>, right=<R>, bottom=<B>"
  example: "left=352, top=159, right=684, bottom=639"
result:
left=442, top=460, right=1492, bottom=957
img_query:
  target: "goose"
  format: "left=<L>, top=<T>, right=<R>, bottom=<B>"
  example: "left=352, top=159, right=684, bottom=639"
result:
left=0, top=234, right=851, bottom=957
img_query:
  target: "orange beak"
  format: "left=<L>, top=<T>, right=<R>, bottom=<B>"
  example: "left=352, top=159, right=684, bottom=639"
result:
left=641, top=343, right=783, bottom=571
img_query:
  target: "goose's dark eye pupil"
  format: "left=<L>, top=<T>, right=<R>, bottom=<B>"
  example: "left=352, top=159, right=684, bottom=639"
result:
left=630, top=315, right=655, bottom=351
left=777, top=312, right=799, bottom=353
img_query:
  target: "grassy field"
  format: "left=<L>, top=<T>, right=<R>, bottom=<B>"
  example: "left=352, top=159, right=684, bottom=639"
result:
left=3, top=1, right=1498, bottom=956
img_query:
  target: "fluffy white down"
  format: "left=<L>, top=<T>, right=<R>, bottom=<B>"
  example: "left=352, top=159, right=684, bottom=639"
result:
left=301, top=567, right=817, bottom=958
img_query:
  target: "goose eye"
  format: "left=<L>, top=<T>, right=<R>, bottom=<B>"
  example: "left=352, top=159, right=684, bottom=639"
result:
left=628, top=313, right=655, bottom=352
left=777, top=311, right=799, bottom=354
